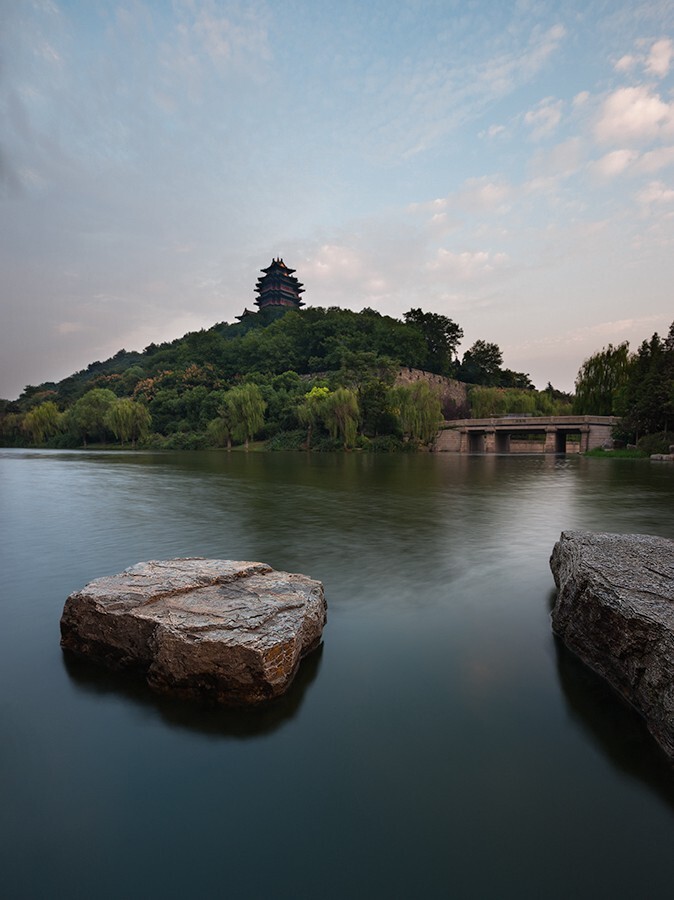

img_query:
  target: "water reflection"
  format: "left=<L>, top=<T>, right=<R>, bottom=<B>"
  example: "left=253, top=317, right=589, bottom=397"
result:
left=554, top=638, right=674, bottom=806
left=62, top=643, right=324, bottom=739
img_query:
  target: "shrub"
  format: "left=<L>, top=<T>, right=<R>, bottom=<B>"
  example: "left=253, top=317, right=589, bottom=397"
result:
left=637, top=432, right=674, bottom=455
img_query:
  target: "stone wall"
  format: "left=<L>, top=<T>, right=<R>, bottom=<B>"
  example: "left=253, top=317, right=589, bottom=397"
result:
left=395, top=368, right=468, bottom=417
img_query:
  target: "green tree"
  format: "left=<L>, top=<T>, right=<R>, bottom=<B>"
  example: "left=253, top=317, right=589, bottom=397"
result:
left=23, top=401, right=62, bottom=444
left=392, top=381, right=442, bottom=443
left=573, top=342, right=631, bottom=415
left=322, top=387, right=360, bottom=449
left=459, top=340, right=504, bottom=386
left=69, top=388, right=117, bottom=446
left=297, top=386, right=330, bottom=449
left=224, top=383, right=267, bottom=449
left=104, top=398, right=151, bottom=447
left=615, top=324, right=674, bottom=440
left=403, top=309, right=464, bottom=376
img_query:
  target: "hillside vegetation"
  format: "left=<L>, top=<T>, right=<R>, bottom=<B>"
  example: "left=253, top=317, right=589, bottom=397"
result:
left=2, top=305, right=572, bottom=451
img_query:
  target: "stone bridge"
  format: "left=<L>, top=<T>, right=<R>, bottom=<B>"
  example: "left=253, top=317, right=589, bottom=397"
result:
left=435, top=415, right=619, bottom=454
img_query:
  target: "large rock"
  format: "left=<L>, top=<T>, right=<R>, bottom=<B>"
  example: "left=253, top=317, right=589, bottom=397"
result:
left=60, top=559, right=326, bottom=705
left=550, top=531, right=674, bottom=758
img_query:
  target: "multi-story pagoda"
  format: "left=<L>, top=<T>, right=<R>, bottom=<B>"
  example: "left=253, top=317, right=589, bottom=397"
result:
left=237, top=257, right=305, bottom=321
left=255, top=257, right=305, bottom=311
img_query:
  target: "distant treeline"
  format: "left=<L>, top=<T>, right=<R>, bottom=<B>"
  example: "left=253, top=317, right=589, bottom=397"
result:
left=573, top=320, right=674, bottom=453
left=1, top=305, right=574, bottom=451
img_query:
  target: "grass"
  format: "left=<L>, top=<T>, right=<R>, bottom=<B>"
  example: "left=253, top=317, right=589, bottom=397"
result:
left=584, top=447, right=648, bottom=459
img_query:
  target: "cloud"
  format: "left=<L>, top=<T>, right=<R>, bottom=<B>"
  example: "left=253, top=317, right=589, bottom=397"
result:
left=594, top=85, right=674, bottom=144
left=427, top=249, right=510, bottom=281
left=636, top=180, right=674, bottom=206
left=645, top=38, right=673, bottom=78
left=524, top=98, right=563, bottom=140
left=589, top=148, right=639, bottom=178
left=529, top=137, right=584, bottom=180
left=634, top=145, right=674, bottom=173
left=456, top=177, right=513, bottom=213
left=479, top=24, right=566, bottom=97
left=614, top=54, right=637, bottom=73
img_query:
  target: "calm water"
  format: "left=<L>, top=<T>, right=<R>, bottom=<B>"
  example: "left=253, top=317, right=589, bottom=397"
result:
left=1, top=449, right=674, bottom=899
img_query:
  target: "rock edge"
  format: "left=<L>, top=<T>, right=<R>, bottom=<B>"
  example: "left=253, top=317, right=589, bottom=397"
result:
left=550, top=530, right=674, bottom=759
left=60, top=558, right=327, bottom=706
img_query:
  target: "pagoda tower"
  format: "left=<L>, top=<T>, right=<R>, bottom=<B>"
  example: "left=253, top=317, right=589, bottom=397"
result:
left=254, top=258, right=305, bottom=311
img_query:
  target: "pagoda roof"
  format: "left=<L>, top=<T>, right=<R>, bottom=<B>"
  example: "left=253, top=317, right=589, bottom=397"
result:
left=260, top=257, right=297, bottom=275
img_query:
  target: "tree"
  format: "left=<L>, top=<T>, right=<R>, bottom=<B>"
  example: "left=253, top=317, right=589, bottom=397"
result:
left=458, top=340, right=504, bottom=386
left=104, top=398, right=151, bottom=447
left=223, top=383, right=266, bottom=449
left=322, top=388, right=359, bottom=449
left=573, top=342, right=631, bottom=416
left=615, top=324, right=674, bottom=440
left=392, top=381, right=442, bottom=443
left=297, top=386, right=330, bottom=449
left=23, top=401, right=62, bottom=444
left=69, top=388, right=117, bottom=446
left=403, top=309, right=463, bottom=376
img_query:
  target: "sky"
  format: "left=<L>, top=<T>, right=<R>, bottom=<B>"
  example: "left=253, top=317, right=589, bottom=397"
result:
left=1, top=0, right=673, bottom=399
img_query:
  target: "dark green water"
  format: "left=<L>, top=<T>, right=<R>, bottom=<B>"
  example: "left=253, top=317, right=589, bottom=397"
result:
left=1, top=449, right=674, bottom=899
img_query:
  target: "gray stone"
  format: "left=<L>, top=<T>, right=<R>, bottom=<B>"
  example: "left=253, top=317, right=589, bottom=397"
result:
left=550, top=531, right=674, bottom=758
left=60, top=559, right=326, bottom=705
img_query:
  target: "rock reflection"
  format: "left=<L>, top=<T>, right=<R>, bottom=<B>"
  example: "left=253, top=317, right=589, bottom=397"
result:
left=62, top=642, right=324, bottom=739
left=554, top=638, right=674, bottom=806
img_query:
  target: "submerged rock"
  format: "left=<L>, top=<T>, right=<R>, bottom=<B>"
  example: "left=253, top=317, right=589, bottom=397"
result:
left=550, top=531, right=674, bottom=758
left=60, top=559, right=327, bottom=706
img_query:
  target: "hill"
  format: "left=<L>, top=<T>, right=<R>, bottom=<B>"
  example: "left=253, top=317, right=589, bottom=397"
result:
left=1, top=305, right=568, bottom=451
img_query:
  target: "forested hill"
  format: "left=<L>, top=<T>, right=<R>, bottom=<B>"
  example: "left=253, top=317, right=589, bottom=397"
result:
left=1, top=305, right=567, bottom=451
left=8, top=306, right=533, bottom=410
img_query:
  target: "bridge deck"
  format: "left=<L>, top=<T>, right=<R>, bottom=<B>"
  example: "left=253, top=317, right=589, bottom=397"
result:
left=436, top=415, right=618, bottom=453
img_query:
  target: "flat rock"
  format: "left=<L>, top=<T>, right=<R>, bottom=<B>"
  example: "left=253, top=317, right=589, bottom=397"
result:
left=550, top=531, right=674, bottom=758
left=60, top=559, right=327, bottom=705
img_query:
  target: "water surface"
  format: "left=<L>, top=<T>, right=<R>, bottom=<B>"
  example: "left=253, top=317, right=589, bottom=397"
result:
left=1, top=450, right=673, bottom=898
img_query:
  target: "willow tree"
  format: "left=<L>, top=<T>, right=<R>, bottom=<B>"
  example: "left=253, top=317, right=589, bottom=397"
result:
left=23, top=401, right=62, bottom=445
left=393, top=381, right=442, bottom=444
left=322, top=387, right=359, bottom=450
left=573, top=342, right=632, bottom=415
left=297, top=386, right=330, bottom=449
left=224, top=383, right=266, bottom=449
left=104, top=398, right=151, bottom=448
left=68, top=388, right=117, bottom=446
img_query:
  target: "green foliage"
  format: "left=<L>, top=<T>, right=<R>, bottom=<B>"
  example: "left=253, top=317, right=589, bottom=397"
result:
left=221, top=383, right=267, bottom=449
left=297, top=385, right=331, bottom=449
left=468, top=386, right=572, bottom=418
left=322, top=387, right=360, bottom=449
left=392, top=381, right=442, bottom=443
left=458, top=340, right=503, bottom=385
left=584, top=447, right=647, bottom=459
left=614, top=328, right=674, bottom=440
left=403, top=309, right=463, bottom=375
left=23, top=401, right=63, bottom=444
left=365, top=434, right=408, bottom=452
left=636, top=431, right=674, bottom=455
left=573, top=342, right=631, bottom=415
left=68, top=388, right=117, bottom=446
left=104, top=398, right=151, bottom=447
left=266, top=429, right=306, bottom=451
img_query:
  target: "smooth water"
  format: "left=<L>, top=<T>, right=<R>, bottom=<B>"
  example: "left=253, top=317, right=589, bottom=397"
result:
left=1, top=449, right=673, bottom=899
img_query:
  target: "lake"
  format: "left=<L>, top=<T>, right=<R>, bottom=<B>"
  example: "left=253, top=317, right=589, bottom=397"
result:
left=1, top=448, right=673, bottom=899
